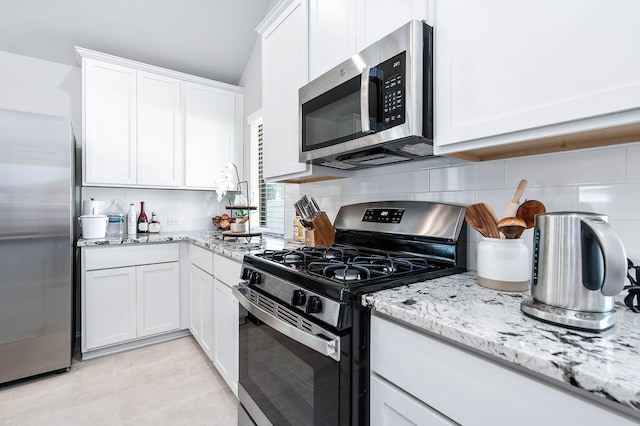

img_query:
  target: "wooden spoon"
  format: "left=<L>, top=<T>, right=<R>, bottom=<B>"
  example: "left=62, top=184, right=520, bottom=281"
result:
left=497, top=217, right=527, bottom=239
left=516, top=200, right=546, bottom=229
left=465, top=203, right=501, bottom=239
left=501, top=179, right=528, bottom=219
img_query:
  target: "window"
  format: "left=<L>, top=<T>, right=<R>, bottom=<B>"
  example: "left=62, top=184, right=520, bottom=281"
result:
left=250, top=113, right=284, bottom=233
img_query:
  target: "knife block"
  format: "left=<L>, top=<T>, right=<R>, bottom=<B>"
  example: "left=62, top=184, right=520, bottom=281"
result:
left=305, top=212, right=335, bottom=247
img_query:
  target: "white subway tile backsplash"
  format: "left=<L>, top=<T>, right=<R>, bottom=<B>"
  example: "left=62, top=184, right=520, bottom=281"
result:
left=299, top=143, right=640, bottom=271
left=80, top=187, right=221, bottom=231
left=626, top=144, right=640, bottom=183
left=536, top=186, right=579, bottom=212
left=505, top=146, right=627, bottom=187
left=429, top=161, right=505, bottom=192
left=412, top=190, right=474, bottom=205
left=578, top=184, right=640, bottom=220
left=611, top=219, right=640, bottom=265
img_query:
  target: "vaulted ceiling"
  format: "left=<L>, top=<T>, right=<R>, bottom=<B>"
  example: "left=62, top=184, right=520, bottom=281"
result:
left=0, top=0, right=272, bottom=85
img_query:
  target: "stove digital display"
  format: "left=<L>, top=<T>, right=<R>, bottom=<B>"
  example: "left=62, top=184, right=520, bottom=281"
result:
left=362, top=208, right=404, bottom=223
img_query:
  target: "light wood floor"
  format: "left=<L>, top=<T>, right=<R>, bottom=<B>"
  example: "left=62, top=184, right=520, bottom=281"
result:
left=0, top=336, right=237, bottom=425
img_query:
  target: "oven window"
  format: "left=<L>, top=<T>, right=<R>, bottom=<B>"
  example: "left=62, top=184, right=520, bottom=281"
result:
left=239, top=313, right=340, bottom=425
left=302, top=75, right=364, bottom=151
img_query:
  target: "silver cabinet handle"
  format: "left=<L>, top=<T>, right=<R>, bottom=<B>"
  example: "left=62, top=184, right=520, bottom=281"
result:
left=233, top=285, right=340, bottom=361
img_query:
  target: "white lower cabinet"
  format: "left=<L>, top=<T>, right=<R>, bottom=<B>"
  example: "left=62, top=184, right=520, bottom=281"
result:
left=370, top=374, right=456, bottom=426
left=189, top=263, right=214, bottom=359
left=370, top=314, right=637, bottom=425
left=136, top=263, right=180, bottom=337
left=189, top=249, right=242, bottom=396
left=85, top=267, right=137, bottom=349
left=212, top=253, right=242, bottom=396
left=213, top=278, right=238, bottom=395
left=81, top=244, right=182, bottom=357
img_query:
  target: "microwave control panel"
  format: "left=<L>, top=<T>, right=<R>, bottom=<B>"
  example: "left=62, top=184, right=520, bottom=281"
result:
left=378, top=51, right=406, bottom=130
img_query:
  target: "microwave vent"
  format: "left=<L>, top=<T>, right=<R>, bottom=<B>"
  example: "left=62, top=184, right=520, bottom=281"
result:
left=321, top=160, right=358, bottom=170
left=397, top=142, right=434, bottom=157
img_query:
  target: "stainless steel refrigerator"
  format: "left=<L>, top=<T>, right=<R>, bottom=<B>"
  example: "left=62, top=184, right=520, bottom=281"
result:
left=0, top=108, right=74, bottom=384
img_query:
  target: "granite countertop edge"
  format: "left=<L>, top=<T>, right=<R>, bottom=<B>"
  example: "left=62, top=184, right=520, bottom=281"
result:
left=76, top=230, right=298, bottom=261
left=362, top=271, right=640, bottom=416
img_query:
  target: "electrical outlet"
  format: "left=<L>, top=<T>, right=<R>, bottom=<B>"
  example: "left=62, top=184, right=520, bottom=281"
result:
left=167, top=217, right=182, bottom=225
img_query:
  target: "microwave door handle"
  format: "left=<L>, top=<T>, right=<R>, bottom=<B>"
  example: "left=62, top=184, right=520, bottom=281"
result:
left=360, top=68, right=373, bottom=134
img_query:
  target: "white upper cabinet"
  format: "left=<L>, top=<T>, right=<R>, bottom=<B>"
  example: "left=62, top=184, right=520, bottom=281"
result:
left=77, top=47, right=243, bottom=190
left=185, top=82, right=240, bottom=189
left=434, top=0, right=640, bottom=159
left=258, top=0, right=349, bottom=183
left=83, top=59, right=137, bottom=185
left=137, top=71, right=183, bottom=187
left=355, top=0, right=429, bottom=51
left=259, top=0, right=309, bottom=180
left=308, top=0, right=356, bottom=81
left=308, top=0, right=430, bottom=81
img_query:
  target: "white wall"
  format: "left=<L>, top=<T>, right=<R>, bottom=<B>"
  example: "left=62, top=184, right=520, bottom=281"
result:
left=297, top=142, right=640, bottom=269
left=0, top=50, right=82, bottom=143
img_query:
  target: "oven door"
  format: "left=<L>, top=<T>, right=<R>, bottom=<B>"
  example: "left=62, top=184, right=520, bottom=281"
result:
left=234, top=284, right=349, bottom=426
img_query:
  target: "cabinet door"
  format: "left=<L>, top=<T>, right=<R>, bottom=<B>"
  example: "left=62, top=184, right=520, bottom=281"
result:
left=184, top=82, right=238, bottom=189
left=136, top=262, right=180, bottom=337
left=355, top=0, right=428, bottom=51
left=371, top=374, right=457, bottom=426
left=85, top=267, right=137, bottom=349
left=83, top=59, right=136, bottom=185
left=137, top=71, right=183, bottom=187
left=435, top=0, right=640, bottom=151
left=213, top=279, right=239, bottom=396
left=308, top=0, right=357, bottom=81
left=189, top=264, right=204, bottom=342
left=261, top=0, right=309, bottom=179
left=189, top=264, right=214, bottom=359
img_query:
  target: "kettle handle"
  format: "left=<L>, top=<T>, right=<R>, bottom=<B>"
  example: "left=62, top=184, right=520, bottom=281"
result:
left=580, top=217, right=627, bottom=296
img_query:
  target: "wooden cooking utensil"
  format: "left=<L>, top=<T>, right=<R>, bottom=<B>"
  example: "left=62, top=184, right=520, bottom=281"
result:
left=501, top=179, right=528, bottom=219
left=516, top=199, right=546, bottom=229
left=497, top=217, right=527, bottom=239
left=465, top=203, right=501, bottom=239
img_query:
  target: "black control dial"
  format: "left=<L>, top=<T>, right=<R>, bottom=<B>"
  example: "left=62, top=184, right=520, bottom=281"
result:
left=249, top=271, right=262, bottom=285
left=305, top=296, right=323, bottom=314
left=291, top=289, right=306, bottom=307
left=241, top=268, right=252, bottom=280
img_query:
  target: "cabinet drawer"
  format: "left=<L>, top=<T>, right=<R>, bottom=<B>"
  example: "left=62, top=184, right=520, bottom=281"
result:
left=84, top=243, right=179, bottom=270
left=214, top=254, right=242, bottom=287
left=370, top=314, right=636, bottom=425
left=190, top=245, right=214, bottom=275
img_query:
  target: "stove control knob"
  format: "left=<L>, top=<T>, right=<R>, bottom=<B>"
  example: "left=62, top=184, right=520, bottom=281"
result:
left=241, top=268, right=252, bottom=281
left=291, top=290, right=306, bottom=307
left=305, top=296, right=323, bottom=314
left=249, top=271, right=262, bottom=285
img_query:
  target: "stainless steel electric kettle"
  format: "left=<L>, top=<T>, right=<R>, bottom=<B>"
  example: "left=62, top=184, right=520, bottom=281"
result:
left=520, top=211, right=627, bottom=331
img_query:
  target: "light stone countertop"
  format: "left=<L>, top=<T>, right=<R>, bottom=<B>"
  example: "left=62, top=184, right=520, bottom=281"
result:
left=362, top=271, right=640, bottom=417
left=77, top=230, right=298, bottom=261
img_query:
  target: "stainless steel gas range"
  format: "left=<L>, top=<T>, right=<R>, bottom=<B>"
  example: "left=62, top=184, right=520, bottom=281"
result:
left=234, top=201, right=467, bottom=426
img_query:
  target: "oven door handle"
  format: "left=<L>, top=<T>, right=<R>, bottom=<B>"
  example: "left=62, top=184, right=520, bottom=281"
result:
left=233, top=285, right=340, bottom=362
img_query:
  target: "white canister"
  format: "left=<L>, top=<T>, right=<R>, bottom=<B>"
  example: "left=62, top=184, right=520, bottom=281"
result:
left=477, top=237, right=530, bottom=292
left=79, top=214, right=109, bottom=239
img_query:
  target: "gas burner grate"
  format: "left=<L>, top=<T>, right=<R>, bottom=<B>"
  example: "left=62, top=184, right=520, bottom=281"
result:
left=306, top=255, right=432, bottom=283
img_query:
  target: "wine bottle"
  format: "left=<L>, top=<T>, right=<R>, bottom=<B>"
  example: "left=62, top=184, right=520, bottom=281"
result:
left=137, top=201, right=149, bottom=233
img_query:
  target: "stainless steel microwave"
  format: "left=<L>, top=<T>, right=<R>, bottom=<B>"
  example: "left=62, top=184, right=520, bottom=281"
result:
left=299, top=20, right=433, bottom=170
